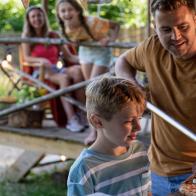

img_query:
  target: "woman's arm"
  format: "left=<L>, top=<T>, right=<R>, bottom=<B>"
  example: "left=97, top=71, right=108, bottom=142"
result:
left=61, top=45, right=79, bottom=64
left=99, top=20, right=120, bottom=46
left=21, top=42, right=52, bottom=67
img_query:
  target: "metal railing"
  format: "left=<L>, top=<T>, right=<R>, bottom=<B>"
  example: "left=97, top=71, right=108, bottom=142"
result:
left=147, top=102, right=196, bottom=142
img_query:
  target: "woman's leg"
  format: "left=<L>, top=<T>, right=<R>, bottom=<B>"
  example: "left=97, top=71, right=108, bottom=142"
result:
left=90, top=65, right=109, bottom=78
left=80, top=63, right=93, bottom=80
left=49, top=73, right=84, bottom=132
left=67, top=65, right=88, bottom=127
left=48, top=73, right=75, bottom=121
left=67, top=65, right=85, bottom=104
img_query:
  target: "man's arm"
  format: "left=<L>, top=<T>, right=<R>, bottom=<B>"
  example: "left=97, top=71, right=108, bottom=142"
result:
left=115, top=52, right=139, bottom=86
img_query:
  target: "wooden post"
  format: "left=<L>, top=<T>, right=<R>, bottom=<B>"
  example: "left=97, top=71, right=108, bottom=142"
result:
left=42, top=0, right=48, bottom=14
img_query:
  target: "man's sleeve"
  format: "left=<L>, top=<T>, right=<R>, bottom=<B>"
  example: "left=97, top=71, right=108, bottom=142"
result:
left=124, top=35, right=155, bottom=72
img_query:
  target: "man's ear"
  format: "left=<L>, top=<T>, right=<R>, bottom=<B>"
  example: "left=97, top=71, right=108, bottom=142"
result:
left=89, top=114, right=103, bottom=129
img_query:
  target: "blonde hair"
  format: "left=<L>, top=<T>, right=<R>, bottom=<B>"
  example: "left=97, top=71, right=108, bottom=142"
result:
left=22, top=6, right=49, bottom=38
left=86, top=76, right=146, bottom=121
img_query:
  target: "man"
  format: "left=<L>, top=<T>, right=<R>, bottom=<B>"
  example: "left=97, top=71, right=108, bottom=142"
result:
left=115, top=0, right=196, bottom=195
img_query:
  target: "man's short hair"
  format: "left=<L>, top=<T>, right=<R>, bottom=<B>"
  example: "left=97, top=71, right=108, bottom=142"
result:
left=86, top=76, right=145, bottom=121
left=151, top=0, right=195, bottom=16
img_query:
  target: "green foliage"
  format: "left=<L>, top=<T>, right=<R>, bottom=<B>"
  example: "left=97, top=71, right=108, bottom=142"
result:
left=88, top=0, right=147, bottom=27
left=0, top=0, right=24, bottom=32
left=88, top=4, right=121, bottom=21
left=15, top=85, right=41, bottom=103
left=0, top=173, right=66, bottom=196
left=0, top=0, right=147, bottom=33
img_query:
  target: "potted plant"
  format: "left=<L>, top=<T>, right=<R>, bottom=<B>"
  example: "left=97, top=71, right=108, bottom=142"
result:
left=8, top=85, right=45, bottom=128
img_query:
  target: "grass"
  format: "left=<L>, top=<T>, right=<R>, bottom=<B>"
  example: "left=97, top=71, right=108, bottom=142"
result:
left=0, top=172, right=67, bottom=196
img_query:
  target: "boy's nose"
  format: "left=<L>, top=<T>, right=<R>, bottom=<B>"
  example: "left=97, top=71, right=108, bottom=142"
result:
left=133, top=119, right=141, bottom=132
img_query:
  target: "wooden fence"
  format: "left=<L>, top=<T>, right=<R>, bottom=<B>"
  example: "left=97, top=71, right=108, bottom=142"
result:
left=0, top=26, right=150, bottom=62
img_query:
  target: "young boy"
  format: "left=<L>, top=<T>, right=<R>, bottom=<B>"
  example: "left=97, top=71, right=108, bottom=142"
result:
left=67, top=76, right=151, bottom=196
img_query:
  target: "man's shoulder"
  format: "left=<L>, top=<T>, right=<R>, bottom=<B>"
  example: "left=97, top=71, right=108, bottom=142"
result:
left=132, top=34, right=166, bottom=59
left=125, top=34, right=163, bottom=56
left=144, top=33, right=159, bottom=41
left=141, top=34, right=162, bottom=49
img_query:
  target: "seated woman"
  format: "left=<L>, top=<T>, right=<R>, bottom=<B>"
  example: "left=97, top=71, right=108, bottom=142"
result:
left=21, top=5, right=85, bottom=132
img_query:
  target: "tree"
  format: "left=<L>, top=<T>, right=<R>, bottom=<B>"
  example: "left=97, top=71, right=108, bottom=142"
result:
left=88, top=0, right=147, bottom=28
left=0, top=0, right=147, bottom=33
left=0, top=0, right=24, bottom=32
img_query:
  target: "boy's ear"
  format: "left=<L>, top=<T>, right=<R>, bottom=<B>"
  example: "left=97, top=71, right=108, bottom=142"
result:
left=89, top=114, right=103, bottom=128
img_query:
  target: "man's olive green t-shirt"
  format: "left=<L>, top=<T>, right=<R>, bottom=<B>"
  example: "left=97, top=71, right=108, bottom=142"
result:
left=124, top=34, right=196, bottom=176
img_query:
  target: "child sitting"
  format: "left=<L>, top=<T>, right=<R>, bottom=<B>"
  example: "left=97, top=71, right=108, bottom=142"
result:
left=67, top=76, right=151, bottom=195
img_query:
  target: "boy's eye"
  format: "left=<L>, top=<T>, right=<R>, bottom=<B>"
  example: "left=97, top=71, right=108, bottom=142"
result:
left=123, top=120, right=133, bottom=126
left=124, top=117, right=142, bottom=124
